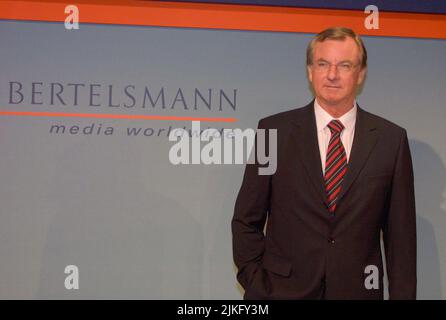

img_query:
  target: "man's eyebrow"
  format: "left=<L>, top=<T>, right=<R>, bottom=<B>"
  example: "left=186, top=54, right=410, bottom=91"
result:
left=316, top=58, right=354, bottom=64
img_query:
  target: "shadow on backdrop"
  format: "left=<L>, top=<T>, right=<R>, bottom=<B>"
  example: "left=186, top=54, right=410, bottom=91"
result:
left=410, top=139, right=444, bottom=299
left=36, top=139, right=203, bottom=299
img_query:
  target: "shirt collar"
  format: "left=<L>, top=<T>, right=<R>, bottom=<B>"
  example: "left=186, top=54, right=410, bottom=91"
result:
left=314, top=99, right=357, bottom=133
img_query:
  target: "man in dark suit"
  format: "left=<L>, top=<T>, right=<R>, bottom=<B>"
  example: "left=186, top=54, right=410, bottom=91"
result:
left=232, top=27, right=416, bottom=300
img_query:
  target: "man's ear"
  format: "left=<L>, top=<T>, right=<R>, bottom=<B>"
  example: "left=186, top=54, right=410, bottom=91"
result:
left=307, top=65, right=313, bottom=83
left=357, top=66, right=367, bottom=85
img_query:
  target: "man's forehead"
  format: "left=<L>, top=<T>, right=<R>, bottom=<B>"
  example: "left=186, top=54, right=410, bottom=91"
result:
left=313, top=38, right=359, bottom=58
left=314, top=38, right=356, bottom=49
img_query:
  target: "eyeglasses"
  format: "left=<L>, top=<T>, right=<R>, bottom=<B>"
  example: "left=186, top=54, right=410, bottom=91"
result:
left=312, top=61, right=359, bottom=73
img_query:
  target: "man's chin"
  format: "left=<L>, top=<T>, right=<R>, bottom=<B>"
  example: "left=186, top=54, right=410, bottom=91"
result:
left=320, top=96, right=343, bottom=106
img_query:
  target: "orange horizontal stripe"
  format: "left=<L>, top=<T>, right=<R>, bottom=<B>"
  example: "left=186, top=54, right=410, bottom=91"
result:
left=0, top=0, right=445, bottom=39
left=0, top=110, right=237, bottom=122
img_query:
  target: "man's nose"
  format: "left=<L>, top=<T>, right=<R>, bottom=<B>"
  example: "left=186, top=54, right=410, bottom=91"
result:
left=327, top=64, right=339, bottom=80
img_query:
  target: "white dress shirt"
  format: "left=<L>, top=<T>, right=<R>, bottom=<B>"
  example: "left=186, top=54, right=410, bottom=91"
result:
left=314, top=99, right=357, bottom=175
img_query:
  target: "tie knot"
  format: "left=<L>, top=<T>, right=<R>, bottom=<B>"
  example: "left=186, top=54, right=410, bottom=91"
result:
left=327, top=119, right=345, bottom=133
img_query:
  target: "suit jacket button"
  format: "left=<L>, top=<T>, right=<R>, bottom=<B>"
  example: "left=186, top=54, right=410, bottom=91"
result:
left=328, top=238, right=335, bottom=244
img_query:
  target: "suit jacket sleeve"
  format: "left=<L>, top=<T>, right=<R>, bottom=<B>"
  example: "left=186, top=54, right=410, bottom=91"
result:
left=231, top=119, right=271, bottom=290
left=382, top=129, right=417, bottom=299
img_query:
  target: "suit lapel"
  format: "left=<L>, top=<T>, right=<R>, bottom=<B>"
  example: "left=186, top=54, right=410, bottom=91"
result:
left=336, top=106, right=379, bottom=203
left=290, top=103, right=329, bottom=208
left=289, top=103, right=379, bottom=211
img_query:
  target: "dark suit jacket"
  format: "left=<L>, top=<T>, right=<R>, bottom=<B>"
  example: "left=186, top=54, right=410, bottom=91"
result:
left=232, top=101, right=417, bottom=300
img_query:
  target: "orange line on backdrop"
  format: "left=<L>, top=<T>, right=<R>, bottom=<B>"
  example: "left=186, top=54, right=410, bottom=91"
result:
left=0, top=0, right=445, bottom=39
left=0, top=111, right=238, bottom=123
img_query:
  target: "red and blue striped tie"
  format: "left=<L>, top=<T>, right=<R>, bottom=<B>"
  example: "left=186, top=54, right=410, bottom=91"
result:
left=324, top=120, right=348, bottom=213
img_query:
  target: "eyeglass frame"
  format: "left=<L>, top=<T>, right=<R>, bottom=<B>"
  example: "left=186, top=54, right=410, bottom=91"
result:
left=311, top=59, right=361, bottom=73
